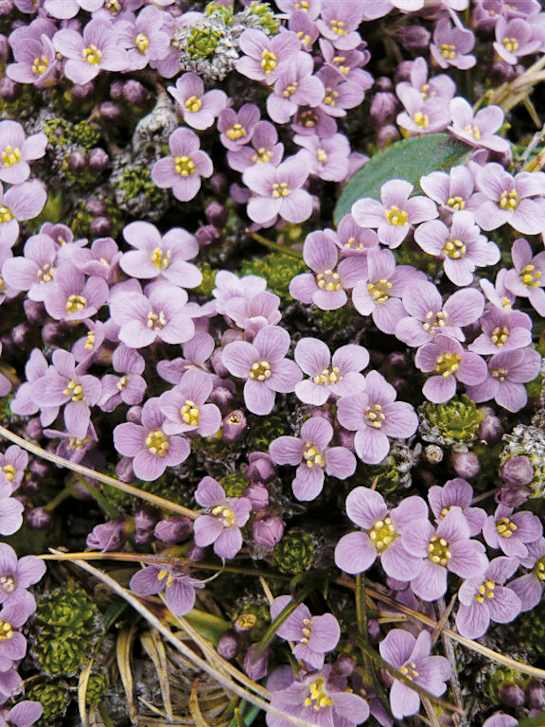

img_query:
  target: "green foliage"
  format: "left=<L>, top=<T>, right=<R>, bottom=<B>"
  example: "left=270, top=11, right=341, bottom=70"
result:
left=273, top=529, right=317, bottom=575
left=419, top=396, right=484, bottom=447
left=86, top=670, right=108, bottom=707
left=43, top=117, right=101, bottom=149
left=26, top=681, right=71, bottom=724
left=334, top=133, right=470, bottom=222
left=115, top=163, right=167, bottom=214
left=246, top=413, right=287, bottom=451
left=245, top=1, right=280, bottom=34
left=241, top=252, right=306, bottom=299
left=186, top=26, right=225, bottom=59
left=204, top=1, right=234, bottom=23
left=222, top=471, right=249, bottom=498
left=194, top=262, right=217, bottom=297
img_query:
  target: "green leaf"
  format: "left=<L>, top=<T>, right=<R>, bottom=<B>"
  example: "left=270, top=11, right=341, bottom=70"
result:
left=334, top=133, right=470, bottom=223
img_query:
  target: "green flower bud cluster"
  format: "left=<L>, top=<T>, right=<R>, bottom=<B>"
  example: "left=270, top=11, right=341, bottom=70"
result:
left=419, top=396, right=484, bottom=448
left=273, top=529, right=317, bottom=575
left=221, top=471, right=249, bottom=498
left=241, top=253, right=306, bottom=299
left=26, top=681, right=71, bottom=725
left=186, top=26, right=225, bottom=60
left=486, top=667, right=526, bottom=703
left=69, top=195, right=123, bottom=239
left=204, top=2, right=234, bottom=24
left=31, top=584, right=103, bottom=677
left=501, top=423, right=545, bottom=498
left=43, top=117, right=101, bottom=150
left=242, top=1, right=280, bottom=35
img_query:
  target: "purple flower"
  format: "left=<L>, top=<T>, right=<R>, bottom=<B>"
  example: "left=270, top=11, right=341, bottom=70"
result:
left=0, top=490, right=23, bottom=537
left=193, top=477, right=251, bottom=559
left=456, top=556, right=521, bottom=639
left=510, top=538, right=545, bottom=612
left=2, top=233, right=57, bottom=301
left=99, top=344, right=146, bottom=412
left=7, top=29, right=58, bottom=87
left=352, top=249, right=424, bottom=334
left=227, top=121, right=284, bottom=173
left=267, top=665, right=369, bottom=727
left=335, top=487, right=429, bottom=580
left=420, top=164, right=481, bottom=217
left=352, top=179, right=437, bottom=248
left=44, top=0, right=103, bottom=19
left=0, top=544, right=45, bottom=608
left=222, top=325, right=302, bottom=416
left=130, top=564, right=203, bottom=616
left=0, top=121, right=47, bottom=185
left=223, top=290, right=281, bottom=338
left=159, top=369, right=221, bottom=437
left=379, top=629, right=451, bottom=720
left=474, top=162, right=545, bottom=235
left=10, top=349, right=57, bottom=425
left=242, top=153, right=313, bottom=225
left=494, top=17, right=541, bottom=64
left=110, top=284, right=195, bottom=348
left=157, top=331, right=214, bottom=384
left=218, top=104, right=260, bottom=151
left=428, top=478, right=486, bottom=536
left=482, top=715, right=518, bottom=727
left=269, top=416, right=356, bottom=500
left=120, top=221, right=201, bottom=288
left=406, top=508, right=488, bottom=601
left=294, top=338, right=368, bottom=405
left=53, top=20, right=128, bottom=84
left=396, top=86, right=450, bottom=135
left=270, top=595, right=340, bottom=669
left=43, top=263, right=109, bottom=322
left=213, top=270, right=267, bottom=313
left=168, top=72, right=227, bottom=130
left=0, top=701, right=43, bottom=727
left=396, top=281, right=484, bottom=348
left=504, top=237, right=545, bottom=316
left=480, top=268, right=517, bottom=312
left=469, top=306, right=532, bottom=355
left=290, top=230, right=367, bottom=311
left=87, top=520, right=126, bottom=552
left=415, top=335, right=488, bottom=404
left=466, top=348, right=541, bottom=413
left=266, top=52, right=324, bottom=124
left=482, top=504, right=542, bottom=558
left=294, top=132, right=351, bottom=182
left=318, top=65, right=365, bottom=118
left=316, top=0, right=365, bottom=50
left=152, top=128, right=213, bottom=202
left=430, top=18, right=476, bottom=69
left=113, top=397, right=190, bottom=481
left=449, top=98, right=509, bottom=153
left=0, top=180, right=47, bottom=248
left=337, top=371, right=418, bottom=465
left=0, top=446, right=28, bottom=492
left=276, top=0, right=321, bottom=19
left=334, top=213, right=379, bottom=256
left=396, top=57, right=456, bottom=104
left=0, top=600, right=34, bottom=665
left=116, top=7, right=171, bottom=71
left=236, top=29, right=300, bottom=84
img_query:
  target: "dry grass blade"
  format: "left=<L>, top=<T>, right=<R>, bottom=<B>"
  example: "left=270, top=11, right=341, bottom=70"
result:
left=116, top=623, right=138, bottom=724
left=189, top=681, right=213, bottom=727
left=78, top=659, right=94, bottom=727
left=140, top=630, right=174, bottom=721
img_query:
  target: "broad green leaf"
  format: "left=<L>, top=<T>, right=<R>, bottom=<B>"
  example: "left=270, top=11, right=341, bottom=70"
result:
left=334, top=133, right=470, bottom=223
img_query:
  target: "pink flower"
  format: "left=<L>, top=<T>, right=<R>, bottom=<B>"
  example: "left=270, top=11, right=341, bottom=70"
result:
left=235, top=29, right=300, bottom=84
left=504, top=237, right=545, bottom=315
left=152, top=128, right=213, bottom=202
left=0, top=121, right=47, bottom=185
left=430, top=18, right=476, bottom=70
left=449, top=98, right=509, bottom=153
left=168, top=72, right=227, bottom=130
left=53, top=20, right=128, bottom=84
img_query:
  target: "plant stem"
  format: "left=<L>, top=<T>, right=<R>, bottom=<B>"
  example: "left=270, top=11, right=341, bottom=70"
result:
left=247, top=231, right=303, bottom=260
left=256, top=583, right=314, bottom=653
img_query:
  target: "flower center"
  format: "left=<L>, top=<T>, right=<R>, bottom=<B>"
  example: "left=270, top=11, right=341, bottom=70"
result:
left=442, top=238, right=466, bottom=259
left=84, top=331, right=96, bottom=350
left=271, top=182, right=290, bottom=198
left=313, top=366, right=342, bottom=385
left=499, top=189, right=519, bottom=210
left=304, top=677, right=333, bottom=711
left=534, top=557, right=545, bottom=582
left=63, top=379, right=84, bottom=402
left=82, top=44, right=102, bottom=65
left=385, top=206, right=408, bottom=226
left=369, top=516, right=398, bottom=552
left=520, top=263, right=542, bottom=287
left=135, top=32, right=149, bottom=54
left=252, top=147, right=272, bottom=163
left=428, top=535, right=451, bottom=566
left=447, top=195, right=465, bottom=210
left=502, top=37, right=519, bottom=53
left=38, top=263, right=55, bottom=283
left=400, top=660, right=419, bottom=679
left=175, top=155, right=196, bottom=176
left=2, top=465, right=16, bottom=482
left=323, top=87, right=338, bottom=106
left=0, top=277, right=4, bottom=292
left=303, top=442, right=325, bottom=469
left=105, top=0, right=121, bottom=11
left=249, top=360, right=272, bottom=381
left=1, top=146, right=21, bottom=168
left=212, top=504, right=236, bottom=527
left=365, top=403, right=385, bottom=429
left=150, top=246, right=171, bottom=270
left=344, top=236, right=365, bottom=252
left=147, top=310, right=167, bottom=330
left=145, top=429, right=170, bottom=457
left=367, top=278, right=392, bottom=303
left=491, top=326, right=509, bottom=347
left=261, top=49, right=277, bottom=73
left=185, top=95, right=202, bottom=113
left=295, top=0, right=310, bottom=9
left=181, top=399, right=200, bottom=426
left=463, top=123, right=481, bottom=141
left=236, top=613, right=257, bottom=630
left=65, top=294, right=87, bottom=313
left=439, top=505, right=452, bottom=519
left=68, top=436, right=90, bottom=449
left=333, top=55, right=350, bottom=75
left=491, top=367, right=508, bottom=382
left=0, top=206, right=13, bottom=223
left=422, top=310, right=448, bottom=333
left=0, top=620, right=13, bottom=641
left=226, top=123, right=246, bottom=141
left=440, top=43, right=457, bottom=60
left=496, top=516, right=518, bottom=538
left=330, top=19, right=346, bottom=36
left=316, top=148, right=328, bottom=164
left=300, top=616, right=313, bottom=644
left=0, top=576, right=16, bottom=593
left=298, top=109, right=317, bottom=128
left=117, top=375, right=129, bottom=391
left=475, top=578, right=495, bottom=603
left=434, top=352, right=461, bottom=377
left=32, top=55, right=49, bottom=75
left=316, top=269, right=341, bottom=292
left=420, top=82, right=430, bottom=100
left=413, top=112, right=429, bottom=128
left=157, top=568, right=174, bottom=588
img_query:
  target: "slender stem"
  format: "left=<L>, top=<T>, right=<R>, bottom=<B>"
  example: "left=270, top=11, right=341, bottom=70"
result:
left=43, top=483, right=74, bottom=512
left=354, top=574, right=367, bottom=640
left=247, top=231, right=303, bottom=260
left=256, top=584, right=314, bottom=653
left=0, top=424, right=199, bottom=519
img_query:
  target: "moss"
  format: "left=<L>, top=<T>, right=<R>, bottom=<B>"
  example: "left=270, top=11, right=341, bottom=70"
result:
left=194, top=262, right=217, bottom=298
left=241, top=252, right=306, bottom=299
left=26, top=681, right=71, bottom=725
left=273, top=529, right=317, bottom=575
left=245, top=413, right=287, bottom=451
left=186, top=26, right=225, bottom=60
left=221, top=471, right=248, bottom=498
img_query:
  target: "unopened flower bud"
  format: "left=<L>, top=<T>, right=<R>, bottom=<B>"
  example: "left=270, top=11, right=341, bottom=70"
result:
left=451, top=451, right=480, bottom=479
left=499, top=683, right=525, bottom=708
left=500, top=456, right=533, bottom=488
left=86, top=519, right=126, bottom=552
left=377, top=124, right=400, bottom=149
left=123, top=79, right=149, bottom=106
left=424, top=444, right=443, bottom=464
left=30, top=459, right=49, bottom=478
left=217, top=631, right=239, bottom=659
left=25, top=418, right=43, bottom=441
left=71, top=82, right=94, bottom=100
left=90, top=216, right=112, bottom=237
left=209, top=385, right=234, bottom=410
left=222, top=410, right=247, bottom=442
left=205, top=201, right=228, bottom=228
left=479, top=412, right=503, bottom=443
left=126, top=406, right=143, bottom=423
left=86, top=198, right=106, bottom=216
left=195, top=224, right=220, bottom=247
left=0, top=78, right=20, bottom=101
left=243, top=645, right=269, bottom=680
left=135, top=509, right=157, bottom=531
left=41, top=321, right=65, bottom=345
left=246, top=483, right=269, bottom=510
left=253, top=516, right=284, bottom=548
left=334, top=655, right=355, bottom=677
left=110, top=80, right=124, bottom=100
left=370, top=92, right=397, bottom=125
left=115, top=457, right=134, bottom=482
left=88, top=148, right=109, bottom=172
left=154, top=516, right=192, bottom=544
left=186, top=542, right=205, bottom=561
left=23, top=299, right=45, bottom=325
left=527, top=680, right=545, bottom=710
left=11, top=322, right=31, bottom=347
left=99, top=101, right=122, bottom=121
left=396, top=24, right=431, bottom=50
left=69, top=150, right=88, bottom=171
left=27, top=507, right=51, bottom=530
left=209, top=173, right=227, bottom=194
left=247, top=452, right=275, bottom=483
left=0, top=1, right=14, bottom=16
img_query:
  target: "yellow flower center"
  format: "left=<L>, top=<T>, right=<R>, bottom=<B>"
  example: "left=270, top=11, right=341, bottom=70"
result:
left=491, top=326, right=510, bottom=347
left=145, top=429, right=170, bottom=457
left=185, top=95, right=202, bottom=113
left=38, top=263, right=55, bottom=283
left=295, top=0, right=310, bottom=9
left=463, top=123, right=481, bottom=141
left=316, top=269, right=341, bottom=292
left=323, top=88, right=338, bottom=106
left=491, top=366, right=508, bottom=382
left=283, top=82, right=299, bottom=98
left=400, top=660, right=420, bottom=679
left=82, top=44, right=102, bottom=65
left=316, top=148, right=328, bottom=164
left=313, top=366, right=342, bottom=385
left=65, top=294, right=87, bottom=313
left=304, top=677, right=334, bottom=711
left=2, top=464, right=16, bottom=482
left=272, top=182, right=290, bottom=198
left=0, top=206, right=13, bottom=223
left=303, top=443, right=325, bottom=469
left=422, top=310, right=448, bottom=333
left=333, top=55, right=349, bottom=75
left=147, top=310, right=167, bottom=330
left=369, top=516, right=398, bottom=552
left=300, top=616, right=313, bottom=644
left=63, top=379, right=84, bottom=402
left=181, top=400, right=200, bottom=426
left=236, top=613, right=257, bottom=630
left=117, top=375, right=129, bottom=391
left=105, top=0, right=121, bottom=11
left=249, top=360, right=272, bottom=381
left=520, top=263, right=542, bottom=287
left=442, top=238, right=466, bottom=259
left=428, top=535, right=451, bottom=566
left=212, top=504, right=236, bottom=527
left=299, top=109, right=317, bottom=128
left=1, top=146, right=21, bottom=168
left=385, top=206, right=408, bottom=226
left=344, top=236, right=365, bottom=252
left=499, top=189, right=519, bottom=210
left=330, top=19, right=346, bottom=36
left=440, top=43, right=457, bottom=60
left=439, top=505, right=452, bottom=519
left=135, top=32, right=149, bottom=54
left=0, top=620, right=13, bottom=641
left=84, top=331, right=95, bottom=350
left=252, top=147, right=272, bottom=164
left=175, top=155, right=196, bottom=176
left=32, top=55, right=49, bottom=75
left=414, top=112, right=429, bottom=128
left=157, top=569, right=175, bottom=587
left=435, top=352, right=461, bottom=377
left=226, top=123, right=246, bottom=141
left=365, top=403, right=385, bottom=429
left=534, top=557, right=545, bottom=582
left=475, top=578, right=496, bottom=603
left=68, top=436, right=90, bottom=449
left=420, top=83, right=430, bottom=100
left=0, top=576, right=16, bottom=593
left=447, top=195, right=465, bottom=211
left=150, top=246, right=171, bottom=270
left=502, top=37, right=519, bottom=53
left=367, top=278, right=392, bottom=303
left=261, top=49, right=277, bottom=73
left=0, top=277, right=4, bottom=292
left=496, top=516, right=518, bottom=538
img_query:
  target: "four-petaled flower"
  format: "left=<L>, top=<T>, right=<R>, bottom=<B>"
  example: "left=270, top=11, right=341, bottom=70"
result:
left=152, top=128, right=213, bottom=202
